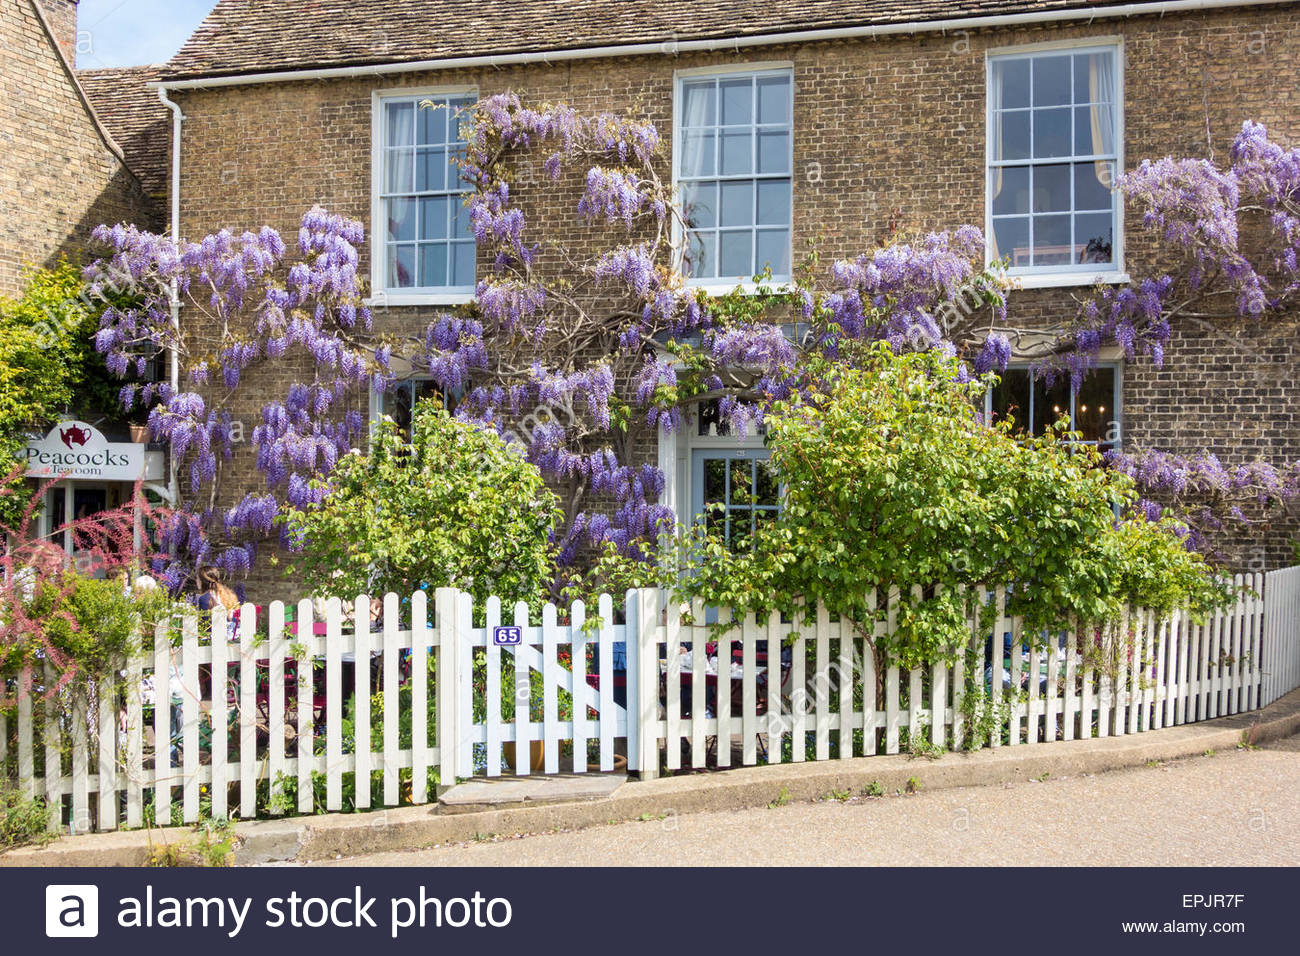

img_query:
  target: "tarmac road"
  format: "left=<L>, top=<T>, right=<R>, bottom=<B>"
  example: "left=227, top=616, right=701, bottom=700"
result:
left=319, top=734, right=1300, bottom=867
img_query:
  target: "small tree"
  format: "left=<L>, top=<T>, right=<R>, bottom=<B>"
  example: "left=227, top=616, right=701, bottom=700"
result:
left=283, top=400, right=561, bottom=610
left=583, top=345, right=1224, bottom=671
left=0, top=261, right=142, bottom=528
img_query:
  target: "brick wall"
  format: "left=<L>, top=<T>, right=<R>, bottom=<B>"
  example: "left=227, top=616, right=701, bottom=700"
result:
left=37, top=0, right=75, bottom=61
left=170, top=6, right=1300, bottom=593
left=0, top=0, right=158, bottom=296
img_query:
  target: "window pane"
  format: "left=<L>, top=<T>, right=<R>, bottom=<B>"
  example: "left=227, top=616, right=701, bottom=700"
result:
left=451, top=241, right=475, bottom=287
left=417, top=102, right=447, bottom=145
left=385, top=101, right=414, bottom=147
left=1032, top=214, right=1071, bottom=265
left=1074, top=161, right=1113, bottom=210
left=1032, top=56, right=1072, bottom=107
left=992, top=166, right=1030, bottom=216
left=1033, top=164, right=1071, bottom=213
left=719, top=181, right=753, bottom=227
left=992, top=217, right=1030, bottom=268
left=388, top=243, right=416, bottom=288
left=1074, top=367, right=1116, bottom=443
left=756, top=179, right=791, bottom=226
left=452, top=199, right=472, bottom=238
left=1032, top=376, right=1071, bottom=435
left=419, top=196, right=448, bottom=240
left=704, top=458, right=726, bottom=503
left=680, top=131, right=716, bottom=177
left=1074, top=106, right=1118, bottom=157
left=384, top=148, right=414, bottom=193
left=754, top=459, right=778, bottom=505
left=682, top=181, right=718, bottom=228
left=686, top=230, right=715, bottom=278
left=757, top=130, right=789, bottom=174
left=991, top=368, right=1031, bottom=434
left=1075, top=213, right=1113, bottom=263
left=719, top=231, right=753, bottom=277
left=698, top=400, right=723, bottom=437
left=387, top=197, right=416, bottom=242
left=418, top=243, right=447, bottom=288
left=756, top=229, right=791, bottom=276
left=681, top=80, right=716, bottom=127
left=452, top=98, right=474, bottom=141
left=720, top=78, right=752, bottom=125
left=720, top=130, right=752, bottom=175
left=1075, top=50, right=1114, bottom=104
left=446, top=149, right=463, bottom=189
left=995, top=110, right=1030, bottom=162
left=995, top=58, right=1031, bottom=110
left=1033, top=107, right=1072, bottom=158
left=416, top=148, right=446, bottom=191
left=756, top=75, right=791, bottom=124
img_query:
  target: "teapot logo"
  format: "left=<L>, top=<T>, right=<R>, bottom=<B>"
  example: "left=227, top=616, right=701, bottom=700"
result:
left=60, top=426, right=91, bottom=449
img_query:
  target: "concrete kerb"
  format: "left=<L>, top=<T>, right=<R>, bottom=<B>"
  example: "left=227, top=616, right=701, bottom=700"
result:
left=5, top=688, right=1299, bottom=867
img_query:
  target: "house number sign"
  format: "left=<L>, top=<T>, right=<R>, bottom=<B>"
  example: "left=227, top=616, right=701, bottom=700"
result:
left=493, top=626, right=522, bottom=646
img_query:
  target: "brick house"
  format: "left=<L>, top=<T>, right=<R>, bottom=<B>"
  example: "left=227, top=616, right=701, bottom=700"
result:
left=148, top=0, right=1299, bottom=594
left=0, top=0, right=162, bottom=296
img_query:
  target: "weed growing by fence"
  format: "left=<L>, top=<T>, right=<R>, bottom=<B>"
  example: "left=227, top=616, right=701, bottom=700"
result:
left=0, top=780, right=51, bottom=850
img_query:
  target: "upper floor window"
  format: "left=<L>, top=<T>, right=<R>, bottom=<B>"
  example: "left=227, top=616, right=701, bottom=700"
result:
left=986, top=365, right=1121, bottom=453
left=987, top=45, right=1121, bottom=277
left=676, top=68, right=793, bottom=286
left=376, top=91, right=476, bottom=297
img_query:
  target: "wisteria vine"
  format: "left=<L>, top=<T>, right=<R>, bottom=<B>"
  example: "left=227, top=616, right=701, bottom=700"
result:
left=86, top=103, right=1300, bottom=590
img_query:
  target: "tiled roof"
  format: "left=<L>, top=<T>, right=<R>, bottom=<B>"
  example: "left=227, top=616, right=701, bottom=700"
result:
left=78, top=66, right=170, bottom=196
left=163, top=0, right=1193, bottom=80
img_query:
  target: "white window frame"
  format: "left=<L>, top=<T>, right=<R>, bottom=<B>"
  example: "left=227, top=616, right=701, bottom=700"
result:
left=985, top=361, right=1123, bottom=450
left=369, top=85, right=477, bottom=307
left=672, top=62, right=795, bottom=296
left=985, top=38, right=1129, bottom=289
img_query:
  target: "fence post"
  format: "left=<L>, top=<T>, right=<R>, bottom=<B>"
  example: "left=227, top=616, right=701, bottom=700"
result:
left=634, top=588, right=661, bottom=780
left=436, top=587, right=461, bottom=788
left=623, top=589, right=639, bottom=773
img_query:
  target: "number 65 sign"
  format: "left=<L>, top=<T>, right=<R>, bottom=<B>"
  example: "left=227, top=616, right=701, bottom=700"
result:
left=493, top=626, right=522, bottom=646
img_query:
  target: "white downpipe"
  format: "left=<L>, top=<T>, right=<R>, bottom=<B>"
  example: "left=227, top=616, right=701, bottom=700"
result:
left=147, top=0, right=1290, bottom=91
left=157, top=86, right=185, bottom=506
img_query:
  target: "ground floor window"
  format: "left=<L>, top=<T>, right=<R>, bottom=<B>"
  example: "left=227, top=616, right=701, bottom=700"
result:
left=372, top=377, right=449, bottom=438
left=986, top=364, right=1121, bottom=452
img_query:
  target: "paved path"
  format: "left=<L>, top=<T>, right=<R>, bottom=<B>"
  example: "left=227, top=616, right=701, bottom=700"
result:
left=320, top=737, right=1300, bottom=867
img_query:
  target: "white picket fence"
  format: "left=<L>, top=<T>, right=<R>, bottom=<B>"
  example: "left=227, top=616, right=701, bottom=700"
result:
left=634, top=572, right=1295, bottom=777
left=4, top=570, right=1300, bottom=833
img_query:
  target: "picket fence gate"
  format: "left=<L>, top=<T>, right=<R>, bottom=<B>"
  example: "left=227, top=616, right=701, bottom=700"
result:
left=4, top=570, right=1300, bottom=834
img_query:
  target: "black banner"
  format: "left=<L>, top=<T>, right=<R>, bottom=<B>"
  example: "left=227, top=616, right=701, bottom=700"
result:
left=4, top=866, right=1294, bottom=954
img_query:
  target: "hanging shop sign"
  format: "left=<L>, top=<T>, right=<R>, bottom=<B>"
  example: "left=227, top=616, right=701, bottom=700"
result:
left=23, top=421, right=150, bottom=482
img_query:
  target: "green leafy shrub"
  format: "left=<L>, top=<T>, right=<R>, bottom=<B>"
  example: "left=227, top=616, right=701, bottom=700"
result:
left=0, top=780, right=52, bottom=850
left=23, top=573, right=142, bottom=679
left=285, top=400, right=561, bottom=612
left=582, top=344, right=1224, bottom=672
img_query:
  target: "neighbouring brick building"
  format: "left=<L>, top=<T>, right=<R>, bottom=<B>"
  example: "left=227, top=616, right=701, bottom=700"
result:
left=149, top=0, right=1299, bottom=595
left=0, top=0, right=161, bottom=296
